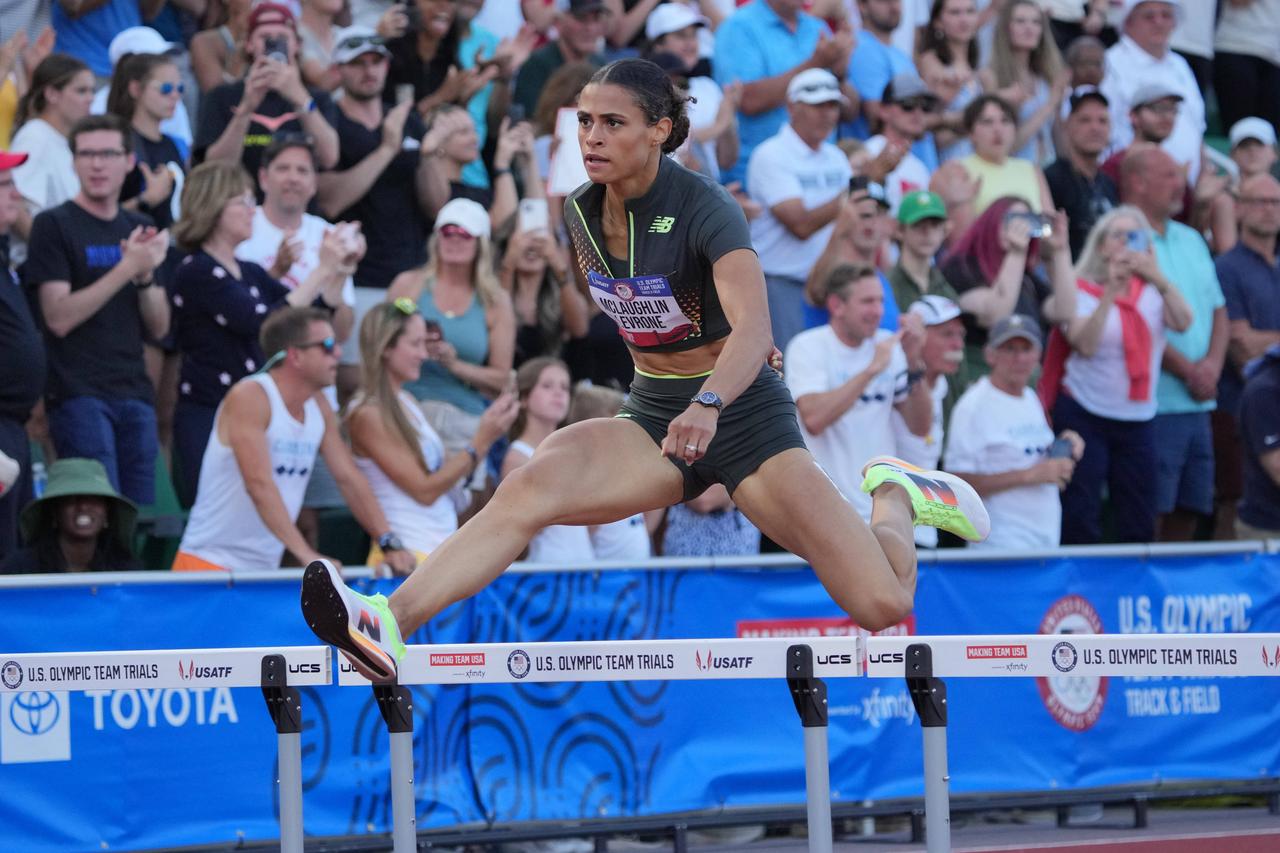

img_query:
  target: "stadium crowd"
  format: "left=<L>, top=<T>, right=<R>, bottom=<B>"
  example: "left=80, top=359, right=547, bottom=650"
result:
left=0, top=0, right=1278, bottom=575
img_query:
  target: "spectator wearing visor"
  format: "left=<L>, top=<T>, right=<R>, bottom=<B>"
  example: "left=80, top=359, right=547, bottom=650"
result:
left=1045, top=85, right=1117, bottom=260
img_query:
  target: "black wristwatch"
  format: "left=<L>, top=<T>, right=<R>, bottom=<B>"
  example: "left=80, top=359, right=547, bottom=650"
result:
left=690, top=390, right=723, bottom=413
left=377, top=532, right=404, bottom=552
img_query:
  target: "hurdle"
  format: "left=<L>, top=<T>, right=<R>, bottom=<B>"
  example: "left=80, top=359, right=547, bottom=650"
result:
left=0, top=646, right=331, bottom=853
left=338, top=636, right=864, bottom=853
left=865, top=632, right=1280, bottom=853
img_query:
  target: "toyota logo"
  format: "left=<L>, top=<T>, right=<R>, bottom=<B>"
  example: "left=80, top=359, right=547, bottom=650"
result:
left=10, top=691, right=60, bottom=736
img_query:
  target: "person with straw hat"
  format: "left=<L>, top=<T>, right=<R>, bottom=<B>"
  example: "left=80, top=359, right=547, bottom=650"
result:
left=1, top=458, right=140, bottom=574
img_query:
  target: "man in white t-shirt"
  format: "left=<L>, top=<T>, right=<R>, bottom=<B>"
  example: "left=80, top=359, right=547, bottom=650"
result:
left=785, top=263, right=930, bottom=521
left=945, top=315, right=1084, bottom=550
left=891, top=295, right=965, bottom=547
left=748, top=68, right=853, bottom=351
left=863, top=73, right=937, bottom=214
left=237, top=135, right=355, bottom=345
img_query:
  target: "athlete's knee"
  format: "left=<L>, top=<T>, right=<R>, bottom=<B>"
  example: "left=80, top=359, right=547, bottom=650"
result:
left=491, top=463, right=565, bottom=528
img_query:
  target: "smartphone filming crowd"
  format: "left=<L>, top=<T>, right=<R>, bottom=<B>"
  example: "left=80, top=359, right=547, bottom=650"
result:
left=0, top=0, right=1278, bottom=578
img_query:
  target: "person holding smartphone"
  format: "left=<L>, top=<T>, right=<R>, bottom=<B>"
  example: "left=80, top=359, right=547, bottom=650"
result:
left=1038, top=205, right=1193, bottom=544
left=302, top=59, right=990, bottom=684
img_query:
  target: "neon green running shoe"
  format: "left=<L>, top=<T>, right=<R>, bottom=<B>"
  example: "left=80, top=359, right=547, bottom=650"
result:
left=861, top=455, right=991, bottom=543
left=301, top=560, right=405, bottom=682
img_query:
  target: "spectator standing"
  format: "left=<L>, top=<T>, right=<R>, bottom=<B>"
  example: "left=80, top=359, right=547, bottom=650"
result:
left=105, top=52, right=188, bottom=231
left=747, top=68, right=852, bottom=350
left=1044, top=205, right=1192, bottom=544
left=347, top=300, right=518, bottom=564
left=939, top=194, right=1074, bottom=391
left=0, top=149, right=44, bottom=558
left=1236, top=345, right=1280, bottom=540
left=174, top=307, right=416, bottom=573
left=50, top=0, right=144, bottom=79
left=26, top=114, right=169, bottom=506
left=170, top=160, right=355, bottom=506
left=10, top=54, right=94, bottom=247
left=892, top=295, right=965, bottom=547
left=959, top=94, right=1054, bottom=215
left=844, top=0, right=915, bottom=141
left=1043, top=0, right=1116, bottom=51
left=862, top=73, right=938, bottom=213
left=317, top=26, right=453, bottom=391
left=888, top=190, right=958, bottom=312
left=785, top=263, right=930, bottom=521
left=90, top=27, right=192, bottom=153
left=1213, top=175, right=1280, bottom=539
left=513, top=0, right=608, bottom=119
left=297, top=0, right=345, bottom=92
left=388, top=198, right=516, bottom=454
left=1044, top=86, right=1116, bottom=259
left=189, top=0, right=253, bottom=94
left=1213, top=0, right=1280, bottom=136
left=502, top=356, right=595, bottom=562
left=0, top=458, right=140, bottom=573
left=916, top=0, right=983, bottom=162
left=1100, top=0, right=1204, bottom=185
left=1228, top=118, right=1278, bottom=189
left=946, top=314, right=1083, bottom=550
left=1121, top=146, right=1228, bottom=542
left=712, top=0, right=855, bottom=184
left=195, top=3, right=341, bottom=179
left=979, top=0, right=1066, bottom=165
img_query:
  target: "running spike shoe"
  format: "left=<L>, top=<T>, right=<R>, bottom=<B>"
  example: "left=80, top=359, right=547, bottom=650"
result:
left=301, top=559, right=404, bottom=682
left=861, top=455, right=991, bottom=543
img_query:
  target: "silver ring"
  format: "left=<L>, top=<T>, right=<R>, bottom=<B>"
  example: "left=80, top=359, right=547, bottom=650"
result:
left=684, top=444, right=698, bottom=452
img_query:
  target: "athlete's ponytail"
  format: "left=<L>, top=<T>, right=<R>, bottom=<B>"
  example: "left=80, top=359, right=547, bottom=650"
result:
left=590, top=59, right=692, bottom=155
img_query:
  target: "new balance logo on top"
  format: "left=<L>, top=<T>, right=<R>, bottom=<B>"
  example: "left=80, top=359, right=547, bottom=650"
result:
left=649, top=216, right=675, bottom=233
left=357, top=609, right=381, bottom=642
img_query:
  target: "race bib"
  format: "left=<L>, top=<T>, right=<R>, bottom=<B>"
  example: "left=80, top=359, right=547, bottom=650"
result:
left=587, top=271, right=697, bottom=347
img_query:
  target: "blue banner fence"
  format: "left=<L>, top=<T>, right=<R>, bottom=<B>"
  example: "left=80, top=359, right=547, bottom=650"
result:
left=1, top=544, right=1278, bottom=851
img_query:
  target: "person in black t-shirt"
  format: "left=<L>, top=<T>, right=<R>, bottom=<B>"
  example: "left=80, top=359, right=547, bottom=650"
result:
left=194, top=2, right=340, bottom=183
left=0, top=150, right=46, bottom=559
left=1044, top=87, right=1117, bottom=260
left=107, top=52, right=190, bottom=231
left=25, top=114, right=171, bottom=507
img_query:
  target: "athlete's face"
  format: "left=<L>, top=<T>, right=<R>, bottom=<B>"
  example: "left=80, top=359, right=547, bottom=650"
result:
left=524, top=364, right=571, bottom=425
left=577, top=83, right=672, bottom=184
left=384, top=314, right=429, bottom=385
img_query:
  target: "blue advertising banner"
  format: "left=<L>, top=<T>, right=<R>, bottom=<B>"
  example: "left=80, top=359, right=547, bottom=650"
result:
left=1, top=550, right=1278, bottom=852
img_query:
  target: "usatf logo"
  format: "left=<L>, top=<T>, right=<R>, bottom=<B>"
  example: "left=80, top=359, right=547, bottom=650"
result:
left=507, top=650, right=530, bottom=679
left=1051, top=642, right=1078, bottom=673
left=1, top=661, right=22, bottom=690
left=694, top=650, right=754, bottom=671
left=1263, top=645, right=1280, bottom=669
left=178, top=661, right=234, bottom=680
left=695, top=649, right=711, bottom=672
left=649, top=216, right=675, bottom=234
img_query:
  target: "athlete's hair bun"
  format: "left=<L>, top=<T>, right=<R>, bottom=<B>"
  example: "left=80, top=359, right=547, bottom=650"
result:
left=590, top=58, right=693, bottom=155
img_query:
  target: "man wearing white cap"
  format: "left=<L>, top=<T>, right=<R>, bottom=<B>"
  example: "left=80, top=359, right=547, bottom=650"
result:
left=747, top=68, right=852, bottom=350
left=0, top=149, right=43, bottom=559
left=1100, top=0, right=1205, bottom=184
left=89, top=27, right=192, bottom=150
left=892, top=295, right=964, bottom=547
left=1228, top=118, right=1278, bottom=189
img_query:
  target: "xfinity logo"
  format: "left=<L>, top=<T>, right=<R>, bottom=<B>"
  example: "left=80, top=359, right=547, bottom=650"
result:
left=867, top=652, right=905, bottom=664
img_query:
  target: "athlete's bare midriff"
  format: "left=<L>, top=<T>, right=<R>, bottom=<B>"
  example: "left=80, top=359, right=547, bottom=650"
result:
left=630, top=336, right=727, bottom=376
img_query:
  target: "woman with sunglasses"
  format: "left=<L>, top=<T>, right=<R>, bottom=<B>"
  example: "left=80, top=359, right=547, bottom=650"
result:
left=169, top=161, right=358, bottom=505
left=107, top=52, right=188, bottom=231
left=347, top=299, right=518, bottom=567
left=387, top=197, right=516, bottom=458
left=303, top=58, right=991, bottom=684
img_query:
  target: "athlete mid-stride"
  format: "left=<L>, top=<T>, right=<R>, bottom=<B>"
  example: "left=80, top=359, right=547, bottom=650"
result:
left=301, top=59, right=989, bottom=683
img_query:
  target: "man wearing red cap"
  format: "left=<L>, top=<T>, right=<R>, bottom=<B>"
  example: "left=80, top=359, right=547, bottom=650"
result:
left=0, top=149, right=45, bottom=560
left=195, top=2, right=340, bottom=180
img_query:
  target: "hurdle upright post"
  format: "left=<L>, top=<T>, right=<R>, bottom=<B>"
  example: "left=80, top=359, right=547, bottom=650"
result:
left=787, top=644, right=833, bottom=853
left=373, top=682, right=417, bottom=853
left=905, top=643, right=950, bottom=853
left=260, top=654, right=305, bottom=853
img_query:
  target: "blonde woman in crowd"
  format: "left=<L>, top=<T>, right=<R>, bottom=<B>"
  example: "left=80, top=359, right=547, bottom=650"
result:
left=979, top=0, right=1067, bottom=165
left=347, top=298, right=517, bottom=568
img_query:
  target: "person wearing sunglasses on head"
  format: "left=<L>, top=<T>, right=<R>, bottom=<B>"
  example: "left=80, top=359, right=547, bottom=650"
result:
left=175, top=306, right=417, bottom=576
left=862, top=74, right=941, bottom=216
left=168, top=160, right=358, bottom=507
left=346, top=299, right=519, bottom=567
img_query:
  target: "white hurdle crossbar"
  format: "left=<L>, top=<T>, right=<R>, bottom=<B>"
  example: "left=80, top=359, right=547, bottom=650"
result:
left=338, top=637, right=865, bottom=853
left=865, top=633, right=1280, bottom=853
left=0, top=646, right=332, bottom=853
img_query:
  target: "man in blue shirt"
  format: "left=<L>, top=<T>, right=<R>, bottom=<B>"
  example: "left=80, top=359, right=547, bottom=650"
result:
left=1122, top=146, right=1228, bottom=541
left=1212, top=173, right=1280, bottom=537
left=714, top=0, right=857, bottom=186
left=1237, top=346, right=1280, bottom=539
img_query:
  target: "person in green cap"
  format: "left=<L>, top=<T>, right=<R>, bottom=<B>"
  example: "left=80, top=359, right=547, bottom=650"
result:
left=888, top=190, right=961, bottom=316
left=0, top=458, right=141, bottom=574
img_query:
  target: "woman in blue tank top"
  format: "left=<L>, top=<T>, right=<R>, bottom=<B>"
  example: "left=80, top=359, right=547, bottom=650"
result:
left=303, top=60, right=993, bottom=684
